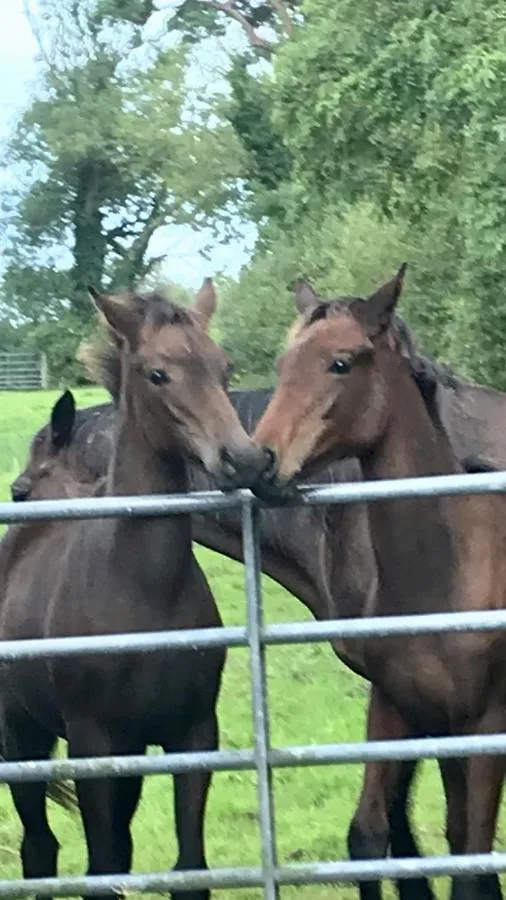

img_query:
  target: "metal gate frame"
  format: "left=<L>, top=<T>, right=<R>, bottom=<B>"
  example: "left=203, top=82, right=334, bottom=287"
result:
left=2, top=469, right=506, bottom=897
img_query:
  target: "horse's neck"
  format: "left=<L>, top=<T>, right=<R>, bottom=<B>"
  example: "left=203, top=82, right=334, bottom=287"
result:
left=190, top=443, right=373, bottom=623
left=107, top=405, right=192, bottom=580
left=361, top=360, right=460, bottom=614
left=110, top=418, right=186, bottom=495
left=188, top=387, right=329, bottom=613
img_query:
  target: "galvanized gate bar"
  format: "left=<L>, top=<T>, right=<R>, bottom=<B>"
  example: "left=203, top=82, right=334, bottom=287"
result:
left=0, top=491, right=243, bottom=524
left=242, top=496, right=279, bottom=899
left=2, top=849, right=506, bottom=897
left=3, top=468, right=506, bottom=526
left=299, top=469, right=506, bottom=505
left=2, top=607, right=506, bottom=662
left=0, top=626, right=246, bottom=660
left=2, top=731, right=506, bottom=784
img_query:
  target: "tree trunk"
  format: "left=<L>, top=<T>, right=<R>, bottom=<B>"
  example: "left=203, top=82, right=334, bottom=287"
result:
left=72, top=159, right=108, bottom=319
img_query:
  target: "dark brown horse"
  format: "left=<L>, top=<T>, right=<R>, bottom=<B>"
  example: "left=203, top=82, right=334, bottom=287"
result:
left=10, top=389, right=107, bottom=503
left=253, top=265, right=506, bottom=900
left=0, top=282, right=268, bottom=900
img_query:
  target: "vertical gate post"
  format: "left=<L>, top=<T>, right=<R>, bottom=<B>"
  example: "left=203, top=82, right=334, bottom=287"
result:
left=241, top=493, right=279, bottom=900
left=40, top=353, right=49, bottom=389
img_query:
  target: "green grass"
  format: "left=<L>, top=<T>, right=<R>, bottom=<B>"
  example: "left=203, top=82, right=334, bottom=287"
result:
left=0, top=389, right=499, bottom=899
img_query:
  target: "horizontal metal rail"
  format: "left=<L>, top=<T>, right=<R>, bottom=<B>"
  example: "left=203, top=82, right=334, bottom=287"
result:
left=0, top=851, right=506, bottom=897
left=3, top=731, right=506, bottom=784
left=2, top=468, right=506, bottom=524
left=0, top=608, right=506, bottom=661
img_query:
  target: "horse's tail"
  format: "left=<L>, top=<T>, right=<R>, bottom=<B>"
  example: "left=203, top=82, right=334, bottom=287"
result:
left=0, top=747, right=78, bottom=812
left=47, top=780, right=78, bottom=811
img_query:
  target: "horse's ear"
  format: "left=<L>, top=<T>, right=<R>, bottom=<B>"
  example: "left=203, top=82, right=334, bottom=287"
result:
left=360, top=264, right=407, bottom=335
left=193, top=277, right=217, bottom=330
left=293, top=279, right=319, bottom=316
left=88, top=286, right=142, bottom=345
left=51, top=390, right=75, bottom=450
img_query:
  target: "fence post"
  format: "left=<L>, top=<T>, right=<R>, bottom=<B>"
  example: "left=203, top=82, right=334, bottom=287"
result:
left=241, top=492, right=279, bottom=900
left=40, top=353, right=49, bottom=389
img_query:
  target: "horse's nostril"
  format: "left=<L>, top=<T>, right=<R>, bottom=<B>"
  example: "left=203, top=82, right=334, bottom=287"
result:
left=262, top=447, right=278, bottom=481
left=219, top=446, right=237, bottom=474
left=11, top=488, right=29, bottom=502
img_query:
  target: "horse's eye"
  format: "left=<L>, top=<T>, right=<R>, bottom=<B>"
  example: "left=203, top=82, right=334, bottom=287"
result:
left=329, top=358, right=352, bottom=375
left=149, top=369, right=170, bottom=386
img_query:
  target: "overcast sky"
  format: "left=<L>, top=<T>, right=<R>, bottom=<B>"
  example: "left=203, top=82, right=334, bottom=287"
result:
left=0, top=1, right=256, bottom=288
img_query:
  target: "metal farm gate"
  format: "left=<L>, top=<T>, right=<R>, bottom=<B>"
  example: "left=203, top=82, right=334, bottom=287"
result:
left=0, top=353, right=48, bottom=390
left=2, top=471, right=506, bottom=897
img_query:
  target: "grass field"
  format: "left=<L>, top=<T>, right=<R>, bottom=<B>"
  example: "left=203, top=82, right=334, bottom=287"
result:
left=0, top=388, right=500, bottom=899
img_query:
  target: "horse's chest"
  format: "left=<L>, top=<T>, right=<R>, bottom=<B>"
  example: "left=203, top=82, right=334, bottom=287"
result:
left=51, top=645, right=224, bottom=740
left=366, top=633, right=506, bottom=733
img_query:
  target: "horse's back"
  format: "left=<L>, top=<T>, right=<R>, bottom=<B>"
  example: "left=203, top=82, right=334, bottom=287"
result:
left=438, top=381, right=506, bottom=469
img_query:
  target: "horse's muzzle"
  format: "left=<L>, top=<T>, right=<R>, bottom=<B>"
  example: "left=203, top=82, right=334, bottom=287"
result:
left=10, top=477, right=31, bottom=502
left=250, top=448, right=297, bottom=504
left=215, top=444, right=273, bottom=492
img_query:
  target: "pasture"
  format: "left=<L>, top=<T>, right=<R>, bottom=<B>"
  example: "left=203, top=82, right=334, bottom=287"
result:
left=0, top=389, right=492, bottom=898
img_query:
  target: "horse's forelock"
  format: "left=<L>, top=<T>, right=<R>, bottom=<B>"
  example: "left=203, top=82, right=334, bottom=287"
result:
left=78, top=291, right=197, bottom=407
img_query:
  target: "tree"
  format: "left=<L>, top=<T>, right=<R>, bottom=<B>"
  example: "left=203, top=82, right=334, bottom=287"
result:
left=269, top=0, right=506, bottom=387
left=2, top=0, right=243, bottom=337
left=169, top=1, right=299, bottom=54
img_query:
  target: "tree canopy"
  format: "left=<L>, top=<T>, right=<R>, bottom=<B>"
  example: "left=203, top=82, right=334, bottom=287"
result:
left=4, top=0, right=506, bottom=389
left=1, top=0, right=242, bottom=379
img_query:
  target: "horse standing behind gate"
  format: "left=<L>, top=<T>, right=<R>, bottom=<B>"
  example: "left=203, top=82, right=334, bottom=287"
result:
left=253, top=265, right=506, bottom=900
left=10, top=389, right=108, bottom=503
left=0, top=280, right=269, bottom=900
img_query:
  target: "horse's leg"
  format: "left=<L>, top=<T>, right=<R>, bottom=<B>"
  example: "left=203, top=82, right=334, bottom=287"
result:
left=388, top=759, right=434, bottom=900
left=2, top=706, right=59, bottom=900
left=165, top=711, right=219, bottom=900
left=451, top=707, right=505, bottom=900
left=348, top=687, right=431, bottom=900
left=67, top=719, right=144, bottom=900
left=390, top=755, right=472, bottom=900
left=432, top=758, right=467, bottom=900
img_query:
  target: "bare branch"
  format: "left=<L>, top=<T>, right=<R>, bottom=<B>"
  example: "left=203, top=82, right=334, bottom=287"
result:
left=268, top=0, right=293, bottom=36
left=23, top=0, right=53, bottom=68
left=202, top=1, right=275, bottom=51
left=108, top=237, right=129, bottom=259
left=110, top=190, right=173, bottom=286
left=129, top=193, right=169, bottom=255
left=105, top=223, right=136, bottom=241
left=141, top=253, right=165, bottom=279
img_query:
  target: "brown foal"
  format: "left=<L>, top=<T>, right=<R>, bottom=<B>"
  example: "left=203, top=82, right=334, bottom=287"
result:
left=253, top=265, right=506, bottom=900
left=0, top=282, right=268, bottom=900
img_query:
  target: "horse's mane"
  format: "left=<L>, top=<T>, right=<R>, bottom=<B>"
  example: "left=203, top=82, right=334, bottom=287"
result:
left=78, top=290, right=194, bottom=402
left=392, top=316, right=459, bottom=392
left=78, top=328, right=121, bottom=402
